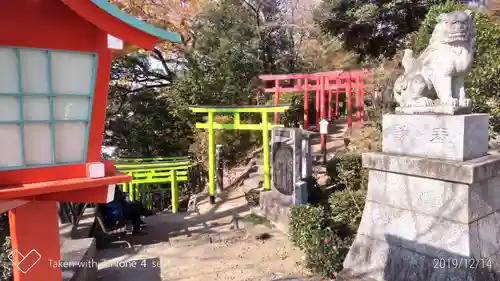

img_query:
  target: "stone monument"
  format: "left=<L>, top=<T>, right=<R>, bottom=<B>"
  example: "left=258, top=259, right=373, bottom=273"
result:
left=340, top=10, right=500, bottom=281
left=259, top=127, right=311, bottom=232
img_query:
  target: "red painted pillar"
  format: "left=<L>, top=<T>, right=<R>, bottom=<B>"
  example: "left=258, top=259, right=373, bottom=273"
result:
left=328, top=81, right=333, bottom=121
left=315, top=78, right=320, bottom=129
left=274, top=79, right=280, bottom=123
left=347, top=73, right=353, bottom=128
left=320, top=76, right=326, bottom=152
left=320, top=76, right=326, bottom=122
left=304, top=78, right=309, bottom=129
left=335, top=77, right=340, bottom=118
left=355, top=74, right=361, bottom=123
left=360, top=77, right=365, bottom=121
left=9, top=201, right=62, bottom=281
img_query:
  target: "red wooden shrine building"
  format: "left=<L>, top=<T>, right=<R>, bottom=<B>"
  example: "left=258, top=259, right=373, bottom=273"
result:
left=0, top=1, right=180, bottom=280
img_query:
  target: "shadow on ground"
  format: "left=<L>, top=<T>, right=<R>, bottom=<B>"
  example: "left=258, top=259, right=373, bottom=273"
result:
left=97, top=195, right=251, bottom=250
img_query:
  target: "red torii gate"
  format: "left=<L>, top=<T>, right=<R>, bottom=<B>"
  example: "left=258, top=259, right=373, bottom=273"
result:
left=259, top=70, right=371, bottom=129
left=259, top=70, right=372, bottom=154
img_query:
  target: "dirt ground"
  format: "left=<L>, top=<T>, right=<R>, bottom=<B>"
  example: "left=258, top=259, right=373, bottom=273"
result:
left=96, top=175, right=310, bottom=281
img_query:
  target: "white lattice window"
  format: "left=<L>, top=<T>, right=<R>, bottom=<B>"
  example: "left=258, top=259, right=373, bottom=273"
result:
left=0, top=47, right=97, bottom=170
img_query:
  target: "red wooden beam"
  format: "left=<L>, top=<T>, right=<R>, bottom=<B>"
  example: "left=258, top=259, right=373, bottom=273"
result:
left=0, top=200, right=29, bottom=214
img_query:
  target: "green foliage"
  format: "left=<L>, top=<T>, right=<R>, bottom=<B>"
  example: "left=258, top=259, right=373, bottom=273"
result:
left=105, top=0, right=286, bottom=167
left=289, top=189, right=366, bottom=276
left=412, top=4, right=500, bottom=133
left=1, top=237, right=12, bottom=281
left=289, top=204, right=327, bottom=250
left=326, top=152, right=367, bottom=190
left=169, top=1, right=263, bottom=108
left=265, top=92, right=304, bottom=127
left=0, top=214, right=12, bottom=281
left=315, top=0, right=449, bottom=61
left=289, top=153, right=367, bottom=276
left=328, top=189, right=366, bottom=232
left=105, top=59, right=194, bottom=157
left=301, top=225, right=350, bottom=277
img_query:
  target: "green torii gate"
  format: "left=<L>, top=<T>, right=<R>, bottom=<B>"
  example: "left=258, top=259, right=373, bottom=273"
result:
left=189, top=104, right=291, bottom=202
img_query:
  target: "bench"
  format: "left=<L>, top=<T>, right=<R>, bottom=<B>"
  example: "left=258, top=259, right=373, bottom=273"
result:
left=90, top=205, right=131, bottom=249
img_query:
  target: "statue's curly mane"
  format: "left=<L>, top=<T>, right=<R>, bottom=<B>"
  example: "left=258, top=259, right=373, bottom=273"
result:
left=428, top=11, right=476, bottom=47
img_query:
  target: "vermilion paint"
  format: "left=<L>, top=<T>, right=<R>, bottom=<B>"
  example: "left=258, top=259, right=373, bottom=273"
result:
left=259, top=70, right=371, bottom=129
left=0, top=1, right=171, bottom=280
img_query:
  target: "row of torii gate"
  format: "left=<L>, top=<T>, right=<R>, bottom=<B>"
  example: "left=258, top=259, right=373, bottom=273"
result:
left=259, top=70, right=372, bottom=150
left=260, top=70, right=371, bottom=127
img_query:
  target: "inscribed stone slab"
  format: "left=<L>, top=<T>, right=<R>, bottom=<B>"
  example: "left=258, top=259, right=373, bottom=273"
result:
left=382, top=113, right=488, bottom=161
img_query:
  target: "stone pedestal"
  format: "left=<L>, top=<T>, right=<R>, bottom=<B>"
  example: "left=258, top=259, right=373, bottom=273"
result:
left=340, top=113, right=500, bottom=281
left=260, top=180, right=307, bottom=232
left=260, top=128, right=310, bottom=232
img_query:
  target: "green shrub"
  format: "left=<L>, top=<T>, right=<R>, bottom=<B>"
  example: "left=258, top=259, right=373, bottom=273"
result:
left=328, top=189, right=366, bottom=238
left=289, top=204, right=326, bottom=250
left=290, top=189, right=366, bottom=277
left=326, top=153, right=367, bottom=190
left=289, top=153, right=367, bottom=277
left=301, top=226, right=351, bottom=278
left=412, top=2, right=500, bottom=133
left=289, top=203, right=350, bottom=277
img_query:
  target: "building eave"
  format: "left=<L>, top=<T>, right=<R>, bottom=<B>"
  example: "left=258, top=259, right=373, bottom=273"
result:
left=60, top=0, right=181, bottom=50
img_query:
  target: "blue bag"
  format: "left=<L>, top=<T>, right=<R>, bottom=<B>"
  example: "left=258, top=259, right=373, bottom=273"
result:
left=105, top=202, right=124, bottom=224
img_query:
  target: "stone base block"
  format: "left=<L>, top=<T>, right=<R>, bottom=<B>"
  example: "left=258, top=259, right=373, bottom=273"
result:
left=339, top=234, right=500, bottom=281
left=61, top=238, right=97, bottom=281
left=259, top=189, right=292, bottom=233
left=354, top=201, right=500, bottom=260
left=382, top=113, right=488, bottom=161
left=343, top=152, right=500, bottom=280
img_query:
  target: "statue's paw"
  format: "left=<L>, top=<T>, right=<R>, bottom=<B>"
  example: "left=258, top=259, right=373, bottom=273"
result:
left=459, top=98, right=471, bottom=107
left=422, top=98, right=434, bottom=106
left=414, top=97, right=434, bottom=107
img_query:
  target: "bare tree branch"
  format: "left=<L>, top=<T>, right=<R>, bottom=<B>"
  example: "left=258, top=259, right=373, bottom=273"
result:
left=152, top=48, right=177, bottom=80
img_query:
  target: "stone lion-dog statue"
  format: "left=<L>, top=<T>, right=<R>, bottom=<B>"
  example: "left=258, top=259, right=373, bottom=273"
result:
left=394, top=10, right=476, bottom=108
